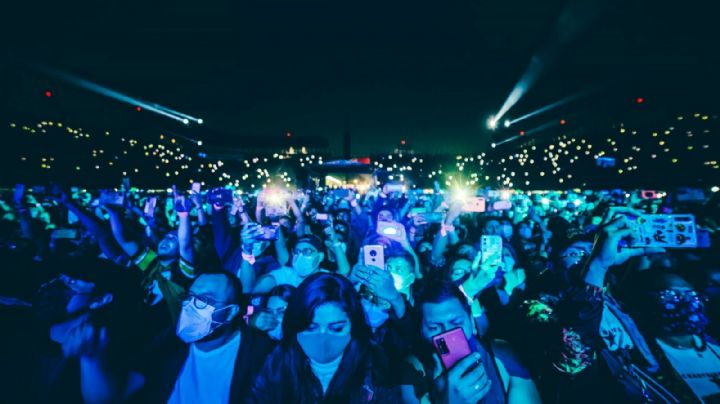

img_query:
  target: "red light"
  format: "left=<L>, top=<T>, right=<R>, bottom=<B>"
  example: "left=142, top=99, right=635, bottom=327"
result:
left=136, top=106, right=142, bottom=112
left=286, top=132, right=292, bottom=137
left=560, top=119, right=567, bottom=125
left=636, top=97, right=645, bottom=104
left=519, top=130, right=525, bottom=136
left=45, top=90, right=52, bottom=98
left=400, top=139, right=406, bottom=145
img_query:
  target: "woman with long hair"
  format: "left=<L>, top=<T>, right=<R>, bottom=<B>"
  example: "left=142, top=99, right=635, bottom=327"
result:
left=250, top=272, right=401, bottom=403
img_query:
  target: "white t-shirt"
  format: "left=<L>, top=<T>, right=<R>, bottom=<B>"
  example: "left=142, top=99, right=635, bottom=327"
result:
left=310, top=354, right=343, bottom=394
left=656, top=338, right=720, bottom=402
left=600, top=305, right=634, bottom=352
left=167, top=332, right=241, bottom=404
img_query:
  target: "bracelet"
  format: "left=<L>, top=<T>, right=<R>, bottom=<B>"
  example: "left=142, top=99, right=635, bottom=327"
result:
left=458, top=284, right=474, bottom=305
left=440, top=224, right=455, bottom=237
left=242, top=252, right=256, bottom=265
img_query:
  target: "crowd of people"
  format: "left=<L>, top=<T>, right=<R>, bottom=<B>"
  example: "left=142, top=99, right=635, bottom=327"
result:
left=0, top=181, right=719, bottom=403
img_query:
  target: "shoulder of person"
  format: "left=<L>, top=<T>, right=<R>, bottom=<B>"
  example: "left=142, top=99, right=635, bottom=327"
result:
left=490, top=339, right=531, bottom=379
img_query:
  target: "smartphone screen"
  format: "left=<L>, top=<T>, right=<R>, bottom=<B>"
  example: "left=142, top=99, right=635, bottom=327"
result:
left=481, top=235, right=503, bottom=266
left=377, top=221, right=402, bottom=237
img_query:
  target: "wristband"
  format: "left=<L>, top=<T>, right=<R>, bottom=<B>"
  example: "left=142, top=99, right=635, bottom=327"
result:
left=440, top=224, right=455, bottom=237
left=242, top=252, right=256, bottom=265
left=177, top=211, right=189, bottom=218
left=458, top=284, right=474, bottom=305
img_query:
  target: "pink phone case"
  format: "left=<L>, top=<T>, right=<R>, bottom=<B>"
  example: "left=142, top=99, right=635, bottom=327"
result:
left=433, top=327, right=472, bottom=370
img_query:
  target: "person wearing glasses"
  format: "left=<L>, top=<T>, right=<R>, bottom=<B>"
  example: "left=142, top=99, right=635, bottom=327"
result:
left=252, top=235, right=329, bottom=294
left=515, top=213, right=674, bottom=402
left=78, top=270, right=274, bottom=403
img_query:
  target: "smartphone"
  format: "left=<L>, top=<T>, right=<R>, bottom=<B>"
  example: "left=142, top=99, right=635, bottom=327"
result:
left=144, top=197, right=157, bottom=216
left=480, top=235, right=503, bottom=266
left=385, top=184, right=405, bottom=193
left=51, top=228, right=78, bottom=240
left=363, top=245, right=385, bottom=270
left=491, top=200, right=512, bottom=211
left=191, top=182, right=201, bottom=194
left=640, top=190, right=657, bottom=199
left=316, top=213, right=329, bottom=221
left=333, top=189, right=350, bottom=198
left=255, top=225, right=279, bottom=241
left=377, top=221, right=403, bottom=237
left=462, top=197, right=486, bottom=213
left=208, top=188, right=233, bottom=205
left=417, top=212, right=444, bottom=224
left=432, top=327, right=472, bottom=370
left=628, top=214, right=698, bottom=248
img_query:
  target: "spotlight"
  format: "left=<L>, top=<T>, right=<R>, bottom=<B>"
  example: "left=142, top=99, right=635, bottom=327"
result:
left=197, top=140, right=203, bottom=146
left=197, top=118, right=204, bottom=124
left=182, top=119, right=190, bottom=125
left=504, top=119, right=511, bottom=128
left=487, top=116, right=498, bottom=130
left=491, top=143, right=497, bottom=148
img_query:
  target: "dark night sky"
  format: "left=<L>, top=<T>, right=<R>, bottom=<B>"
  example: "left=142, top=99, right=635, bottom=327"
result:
left=2, top=0, right=718, bottom=156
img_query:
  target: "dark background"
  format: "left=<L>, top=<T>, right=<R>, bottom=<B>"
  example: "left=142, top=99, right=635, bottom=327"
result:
left=2, top=0, right=718, bottom=156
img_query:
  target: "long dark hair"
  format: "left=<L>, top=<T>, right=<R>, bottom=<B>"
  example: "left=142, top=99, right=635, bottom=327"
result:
left=253, top=273, right=372, bottom=403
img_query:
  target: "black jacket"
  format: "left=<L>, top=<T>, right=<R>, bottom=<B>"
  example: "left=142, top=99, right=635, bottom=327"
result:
left=130, top=323, right=274, bottom=403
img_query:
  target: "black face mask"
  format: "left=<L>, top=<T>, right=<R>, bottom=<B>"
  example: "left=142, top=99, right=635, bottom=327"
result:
left=652, top=289, right=710, bottom=336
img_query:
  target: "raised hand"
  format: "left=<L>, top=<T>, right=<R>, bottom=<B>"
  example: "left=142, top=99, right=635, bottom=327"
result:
left=354, top=264, right=401, bottom=304
left=436, top=353, right=492, bottom=404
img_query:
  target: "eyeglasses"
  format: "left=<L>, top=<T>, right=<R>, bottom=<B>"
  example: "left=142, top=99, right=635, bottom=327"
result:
left=656, top=289, right=706, bottom=311
left=181, top=293, right=229, bottom=310
left=293, top=248, right=317, bottom=257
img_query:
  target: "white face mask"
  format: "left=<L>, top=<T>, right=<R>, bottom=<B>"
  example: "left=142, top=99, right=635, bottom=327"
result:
left=293, top=254, right=320, bottom=277
left=176, top=300, right=232, bottom=343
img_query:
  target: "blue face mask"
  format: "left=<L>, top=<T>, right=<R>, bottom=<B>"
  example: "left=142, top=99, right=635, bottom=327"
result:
left=361, top=299, right=390, bottom=329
